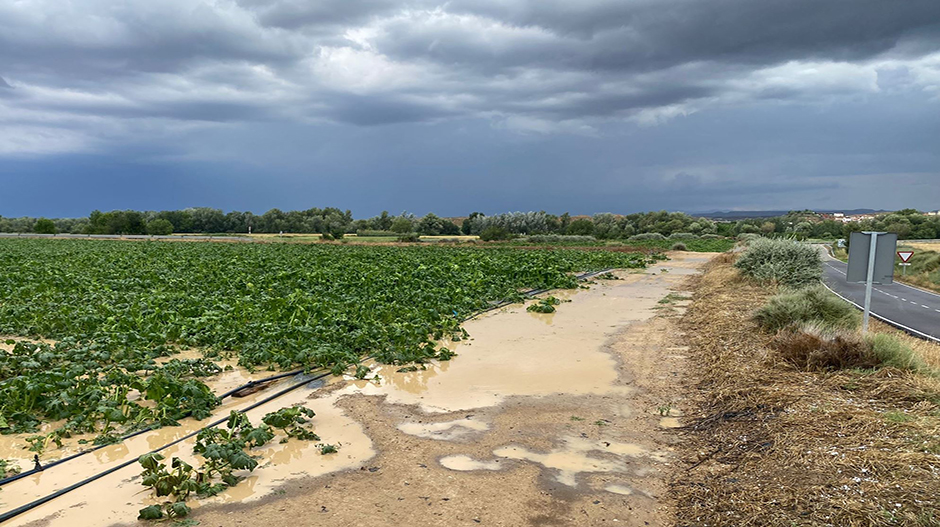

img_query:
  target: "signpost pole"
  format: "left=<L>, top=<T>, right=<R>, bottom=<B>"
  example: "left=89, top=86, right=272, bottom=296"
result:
left=862, top=232, right=879, bottom=334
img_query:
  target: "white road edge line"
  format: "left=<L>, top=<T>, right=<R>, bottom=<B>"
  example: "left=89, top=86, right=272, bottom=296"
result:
left=820, top=281, right=940, bottom=344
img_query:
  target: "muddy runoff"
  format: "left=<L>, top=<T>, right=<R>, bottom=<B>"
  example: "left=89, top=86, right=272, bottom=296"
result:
left=5, top=252, right=710, bottom=526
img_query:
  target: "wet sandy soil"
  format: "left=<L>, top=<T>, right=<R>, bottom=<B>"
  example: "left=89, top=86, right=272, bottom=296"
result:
left=6, top=251, right=713, bottom=527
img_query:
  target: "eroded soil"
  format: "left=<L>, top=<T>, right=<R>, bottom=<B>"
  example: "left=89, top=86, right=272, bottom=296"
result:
left=7, top=251, right=713, bottom=527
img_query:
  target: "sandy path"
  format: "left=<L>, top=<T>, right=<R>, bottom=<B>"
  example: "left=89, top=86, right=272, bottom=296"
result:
left=10, top=251, right=713, bottom=527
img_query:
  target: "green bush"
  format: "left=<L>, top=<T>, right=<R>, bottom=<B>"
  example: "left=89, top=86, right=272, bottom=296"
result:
left=736, top=233, right=762, bottom=244
left=34, top=218, right=57, bottom=234
left=146, top=219, right=174, bottom=236
left=671, top=242, right=688, bottom=251
left=735, top=238, right=821, bottom=286
left=524, top=235, right=596, bottom=244
left=628, top=233, right=666, bottom=241
left=867, top=334, right=925, bottom=371
left=668, top=232, right=698, bottom=240
left=756, top=285, right=859, bottom=332
left=397, top=233, right=420, bottom=242
left=480, top=226, right=512, bottom=241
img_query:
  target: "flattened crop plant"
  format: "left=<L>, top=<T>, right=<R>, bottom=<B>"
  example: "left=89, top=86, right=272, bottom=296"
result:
left=0, top=239, right=651, bottom=444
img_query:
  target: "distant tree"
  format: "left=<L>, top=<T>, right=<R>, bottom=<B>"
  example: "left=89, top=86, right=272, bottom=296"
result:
left=480, top=226, right=511, bottom=241
left=390, top=216, right=414, bottom=234
left=760, top=222, right=776, bottom=235
left=146, top=218, right=174, bottom=235
left=567, top=218, right=595, bottom=236
left=34, top=218, right=56, bottom=234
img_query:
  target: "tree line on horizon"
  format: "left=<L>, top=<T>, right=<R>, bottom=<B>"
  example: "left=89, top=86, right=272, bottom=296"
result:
left=1, top=207, right=939, bottom=241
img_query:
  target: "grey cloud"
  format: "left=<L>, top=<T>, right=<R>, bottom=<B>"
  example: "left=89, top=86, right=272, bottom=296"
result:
left=0, top=0, right=938, bottom=155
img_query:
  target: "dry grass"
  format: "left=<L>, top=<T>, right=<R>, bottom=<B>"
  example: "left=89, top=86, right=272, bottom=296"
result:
left=909, top=242, right=940, bottom=253
left=670, top=252, right=940, bottom=526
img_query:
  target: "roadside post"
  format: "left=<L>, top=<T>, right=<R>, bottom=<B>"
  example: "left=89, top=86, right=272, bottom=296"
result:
left=846, top=231, right=898, bottom=334
left=897, top=250, right=914, bottom=276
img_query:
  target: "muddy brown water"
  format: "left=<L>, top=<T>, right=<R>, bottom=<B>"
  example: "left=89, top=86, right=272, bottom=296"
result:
left=3, top=252, right=715, bottom=527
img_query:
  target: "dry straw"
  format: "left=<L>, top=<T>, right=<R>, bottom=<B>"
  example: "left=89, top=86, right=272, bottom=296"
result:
left=670, top=252, right=940, bottom=526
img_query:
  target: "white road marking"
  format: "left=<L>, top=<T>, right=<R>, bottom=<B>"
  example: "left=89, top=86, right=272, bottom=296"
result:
left=923, top=305, right=931, bottom=309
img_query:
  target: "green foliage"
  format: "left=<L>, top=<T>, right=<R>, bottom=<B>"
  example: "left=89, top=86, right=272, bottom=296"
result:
left=33, top=218, right=57, bottom=234
left=390, top=216, right=414, bottom=234
left=138, top=410, right=290, bottom=520
left=480, top=226, right=512, bottom=241
left=527, top=296, right=562, bottom=313
left=628, top=233, right=666, bottom=241
left=671, top=242, right=688, bottom=251
left=397, top=233, right=420, bottom=242
left=566, top=219, right=595, bottom=236
left=523, top=234, right=596, bottom=244
left=0, top=240, right=648, bottom=440
left=756, top=285, right=860, bottom=332
left=262, top=406, right=319, bottom=442
left=146, top=218, right=174, bottom=235
left=867, top=334, right=926, bottom=371
left=734, top=238, right=822, bottom=286
left=319, top=443, right=338, bottom=455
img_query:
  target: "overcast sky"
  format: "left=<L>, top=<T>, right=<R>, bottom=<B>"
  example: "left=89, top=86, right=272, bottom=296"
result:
left=1, top=0, right=939, bottom=218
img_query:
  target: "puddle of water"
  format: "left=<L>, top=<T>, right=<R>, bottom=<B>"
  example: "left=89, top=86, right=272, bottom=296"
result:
left=398, top=418, right=489, bottom=441
left=605, top=484, right=634, bottom=495
left=337, top=273, right=684, bottom=413
left=490, top=435, right=669, bottom=487
left=439, top=455, right=502, bottom=472
left=2, top=381, right=375, bottom=527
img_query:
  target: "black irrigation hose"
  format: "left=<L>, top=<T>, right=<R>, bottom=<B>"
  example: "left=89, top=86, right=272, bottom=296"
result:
left=0, top=366, right=325, bottom=488
left=0, top=371, right=329, bottom=524
left=0, top=267, right=614, bottom=521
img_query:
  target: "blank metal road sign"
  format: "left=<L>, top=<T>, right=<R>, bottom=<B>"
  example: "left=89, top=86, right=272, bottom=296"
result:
left=846, top=232, right=898, bottom=284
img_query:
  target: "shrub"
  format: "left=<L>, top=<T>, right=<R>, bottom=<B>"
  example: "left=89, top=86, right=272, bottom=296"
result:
left=700, top=234, right=722, bottom=239
left=734, top=238, right=821, bottom=286
left=34, top=218, right=57, bottom=234
left=867, top=333, right=925, bottom=371
left=671, top=242, right=688, bottom=251
left=736, top=233, right=762, bottom=244
left=524, top=235, right=596, bottom=244
left=480, top=226, right=511, bottom=241
left=772, top=325, right=926, bottom=372
left=772, top=324, right=876, bottom=371
left=566, top=218, right=595, bottom=236
left=146, top=219, right=174, bottom=236
left=397, top=233, right=420, bottom=243
left=628, top=233, right=666, bottom=241
left=668, top=232, right=698, bottom=240
left=320, top=233, right=334, bottom=241
left=755, top=285, right=859, bottom=332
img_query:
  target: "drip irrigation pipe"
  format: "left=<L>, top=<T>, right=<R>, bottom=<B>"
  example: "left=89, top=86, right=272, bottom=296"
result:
left=0, top=267, right=615, bottom=521
left=0, top=371, right=329, bottom=524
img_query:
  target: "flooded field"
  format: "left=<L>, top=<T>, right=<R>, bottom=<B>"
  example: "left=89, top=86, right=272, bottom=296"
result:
left=2, top=252, right=714, bottom=526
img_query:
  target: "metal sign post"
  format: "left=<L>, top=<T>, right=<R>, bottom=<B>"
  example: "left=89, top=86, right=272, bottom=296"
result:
left=846, top=231, right=898, bottom=335
left=862, top=233, right=879, bottom=333
left=897, top=251, right=914, bottom=277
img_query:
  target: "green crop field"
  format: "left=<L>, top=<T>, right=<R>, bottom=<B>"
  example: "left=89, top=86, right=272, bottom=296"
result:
left=0, top=238, right=653, bottom=444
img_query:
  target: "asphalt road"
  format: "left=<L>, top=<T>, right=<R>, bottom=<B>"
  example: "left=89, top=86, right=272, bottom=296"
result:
left=821, top=252, right=940, bottom=342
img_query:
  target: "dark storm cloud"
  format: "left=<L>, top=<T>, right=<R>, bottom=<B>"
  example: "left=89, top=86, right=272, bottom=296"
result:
left=0, top=0, right=938, bottom=212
